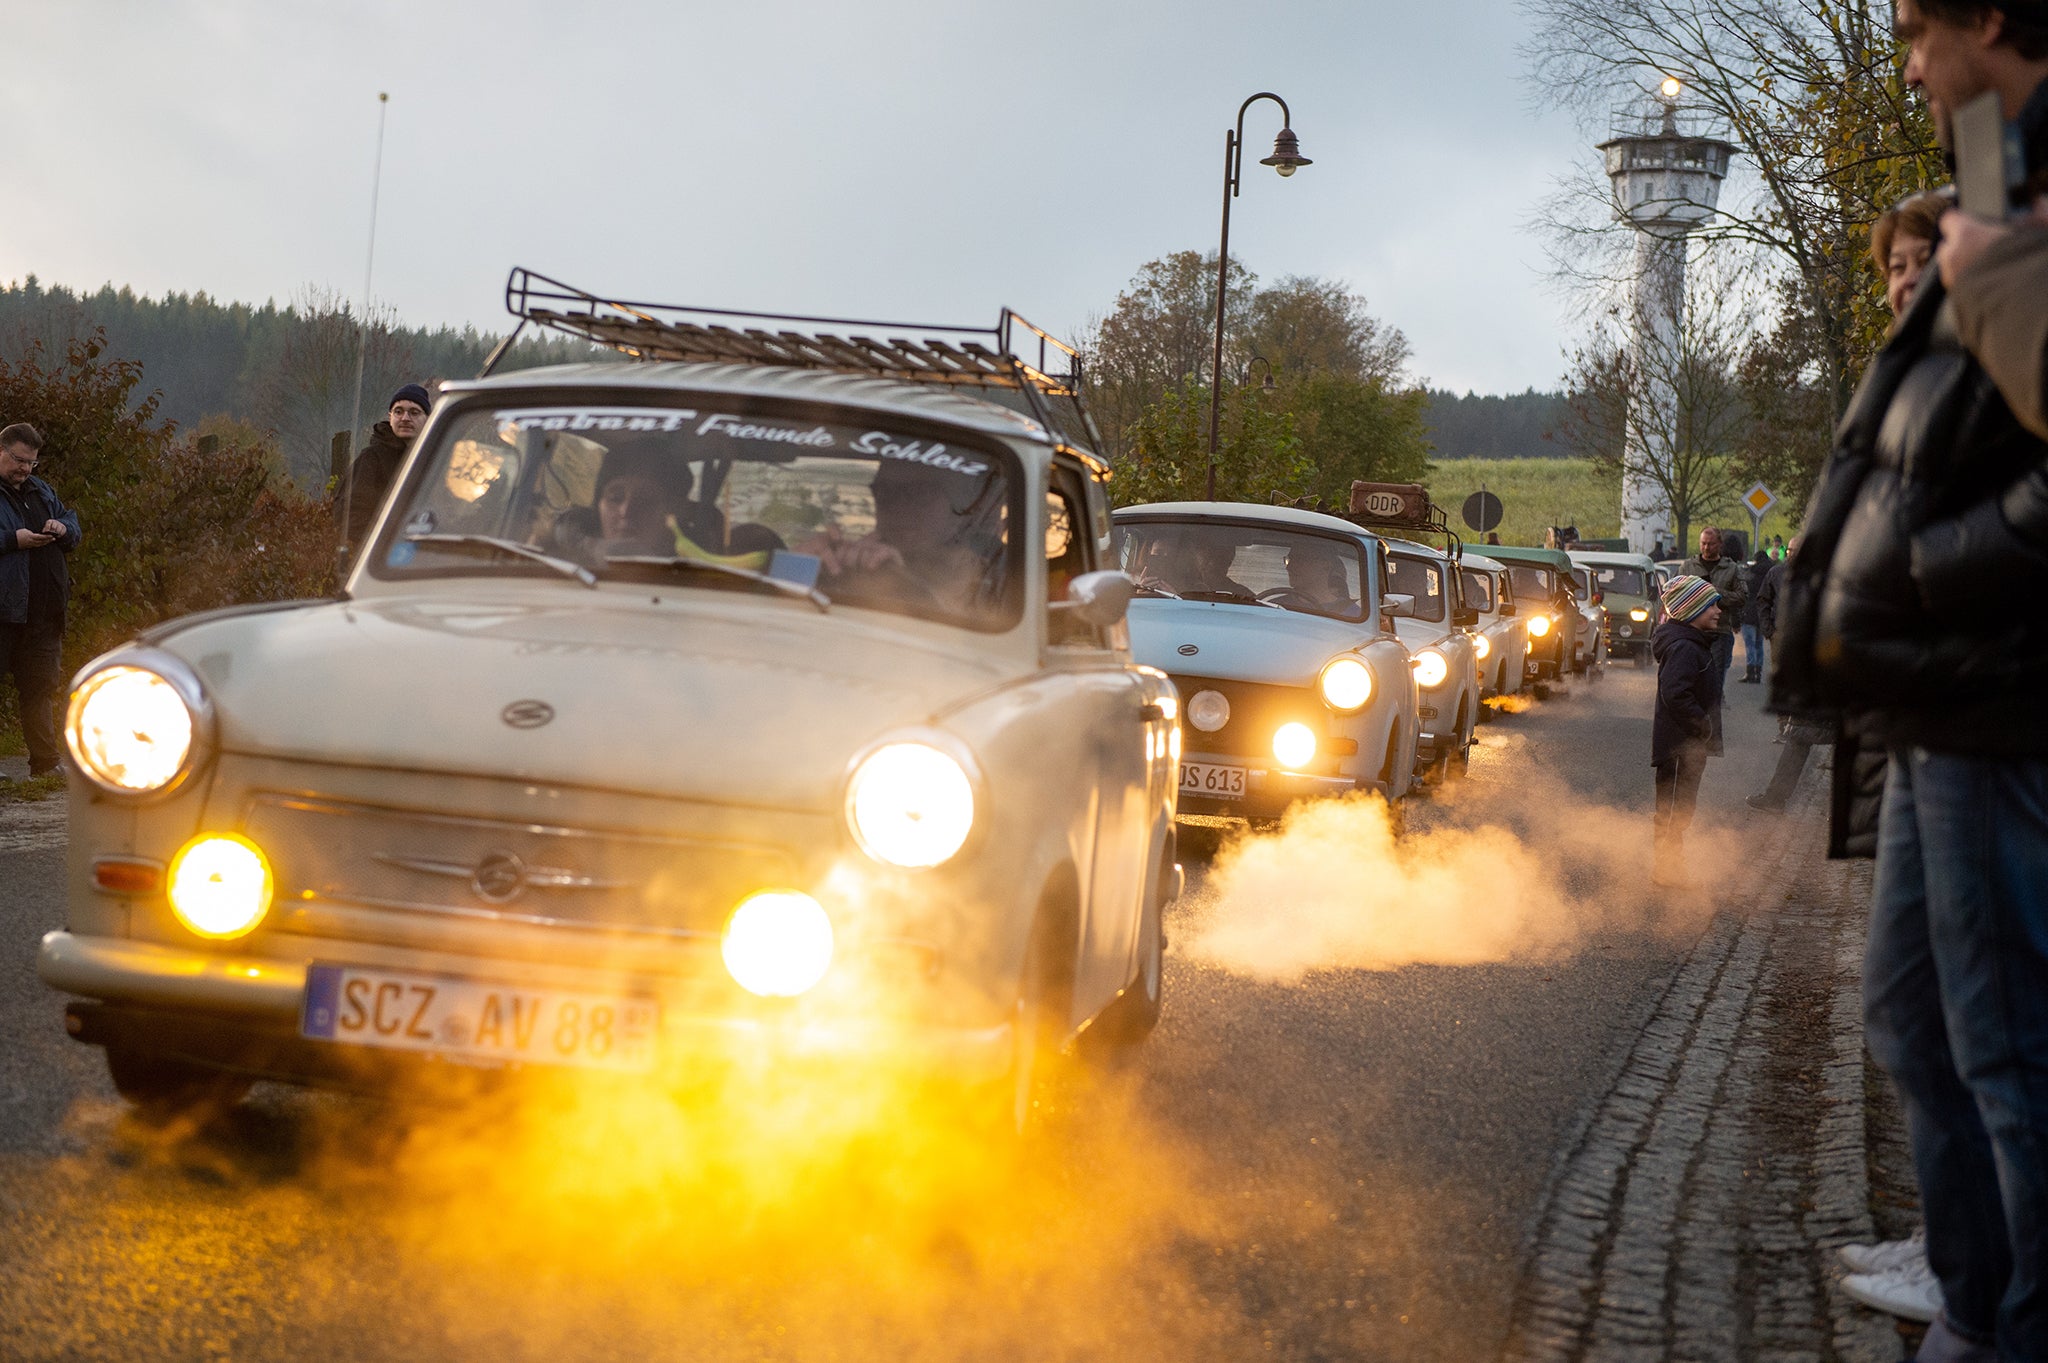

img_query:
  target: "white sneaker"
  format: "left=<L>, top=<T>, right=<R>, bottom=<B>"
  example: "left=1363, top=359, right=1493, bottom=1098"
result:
left=1838, top=1228, right=1926, bottom=1274
left=1841, top=1262, right=1942, bottom=1323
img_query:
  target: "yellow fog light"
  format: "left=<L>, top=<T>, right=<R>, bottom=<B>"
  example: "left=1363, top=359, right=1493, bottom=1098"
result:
left=722, top=891, right=835, bottom=998
left=1318, top=657, right=1374, bottom=711
left=1472, top=633, right=1492, bottom=660
left=1527, top=614, right=1553, bottom=638
left=1272, top=722, right=1317, bottom=770
left=847, top=742, right=976, bottom=868
left=166, top=833, right=273, bottom=940
left=1630, top=607, right=1650, bottom=622
left=67, top=666, right=196, bottom=794
left=1413, top=648, right=1450, bottom=690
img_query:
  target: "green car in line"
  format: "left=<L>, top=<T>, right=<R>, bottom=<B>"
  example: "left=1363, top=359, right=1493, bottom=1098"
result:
left=1570, top=550, right=1665, bottom=667
left=1465, top=544, right=1577, bottom=692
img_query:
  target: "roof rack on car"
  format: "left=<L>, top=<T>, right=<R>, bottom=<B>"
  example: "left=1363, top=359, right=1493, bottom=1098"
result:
left=1338, top=481, right=1463, bottom=559
left=488, top=267, right=1104, bottom=457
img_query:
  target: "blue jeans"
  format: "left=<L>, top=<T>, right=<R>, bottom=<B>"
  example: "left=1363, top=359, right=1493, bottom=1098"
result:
left=1864, top=748, right=2048, bottom=1359
left=1741, top=622, right=1765, bottom=673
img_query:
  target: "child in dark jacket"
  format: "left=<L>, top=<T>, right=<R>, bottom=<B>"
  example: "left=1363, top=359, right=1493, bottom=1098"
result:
left=1651, top=575, right=1725, bottom=887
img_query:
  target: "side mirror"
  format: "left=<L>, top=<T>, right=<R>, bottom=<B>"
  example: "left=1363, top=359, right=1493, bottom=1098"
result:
left=1499, top=602, right=1518, bottom=618
left=1052, top=570, right=1137, bottom=629
left=1382, top=593, right=1416, bottom=619
left=1452, top=605, right=1480, bottom=628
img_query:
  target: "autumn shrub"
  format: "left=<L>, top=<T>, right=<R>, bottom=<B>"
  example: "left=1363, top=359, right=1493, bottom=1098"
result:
left=0, top=329, right=336, bottom=674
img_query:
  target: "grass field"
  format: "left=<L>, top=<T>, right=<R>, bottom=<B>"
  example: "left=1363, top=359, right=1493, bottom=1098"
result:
left=1422, top=458, right=1803, bottom=552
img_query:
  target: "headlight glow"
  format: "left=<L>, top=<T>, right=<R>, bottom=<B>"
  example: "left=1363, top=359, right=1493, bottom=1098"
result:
left=1527, top=614, right=1553, bottom=638
left=847, top=742, right=975, bottom=868
left=166, top=833, right=273, bottom=940
left=66, top=666, right=196, bottom=793
left=1187, top=689, right=1230, bottom=733
left=1472, top=633, right=1492, bottom=660
left=1272, top=722, right=1317, bottom=770
left=1318, top=658, right=1374, bottom=711
left=722, top=890, right=835, bottom=997
left=1630, top=608, right=1650, bottom=622
left=1414, top=648, right=1451, bottom=689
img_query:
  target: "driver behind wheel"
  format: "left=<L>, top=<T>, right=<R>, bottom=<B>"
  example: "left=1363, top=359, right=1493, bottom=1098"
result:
left=794, top=458, right=1001, bottom=616
left=1281, top=541, right=1356, bottom=613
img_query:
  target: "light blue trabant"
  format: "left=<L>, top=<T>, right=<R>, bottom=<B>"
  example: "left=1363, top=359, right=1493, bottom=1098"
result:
left=1112, top=503, right=1420, bottom=821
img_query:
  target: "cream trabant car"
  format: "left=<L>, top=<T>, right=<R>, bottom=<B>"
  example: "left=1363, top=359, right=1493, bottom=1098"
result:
left=39, top=279, right=1181, bottom=1127
left=1457, top=551, right=1528, bottom=701
left=1382, top=538, right=1482, bottom=780
left=1112, top=503, right=1420, bottom=821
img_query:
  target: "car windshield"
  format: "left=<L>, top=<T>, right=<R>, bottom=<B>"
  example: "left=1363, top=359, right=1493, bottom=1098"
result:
left=1460, top=567, right=1495, bottom=612
left=1571, top=568, right=1591, bottom=599
left=1386, top=553, right=1446, bottom=623
left=1590, top=565, right=1647, bottom=596
left=373, top=401, right=1020, bottom=631
left=1509, top=565, right=1555, bottom=601
left=1115, top=520, right=1369, bottom=622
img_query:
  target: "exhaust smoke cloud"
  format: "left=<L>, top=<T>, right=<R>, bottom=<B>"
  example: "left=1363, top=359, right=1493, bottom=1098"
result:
left=1183, top=735, right=1728, bottom=980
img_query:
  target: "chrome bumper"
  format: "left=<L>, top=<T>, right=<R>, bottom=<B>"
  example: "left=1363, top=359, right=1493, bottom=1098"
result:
left=38, top=931, right=1013, bottom=1084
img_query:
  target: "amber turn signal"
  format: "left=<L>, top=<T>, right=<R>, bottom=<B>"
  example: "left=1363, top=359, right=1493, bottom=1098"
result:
left=91, top=856, right=165, bottom=896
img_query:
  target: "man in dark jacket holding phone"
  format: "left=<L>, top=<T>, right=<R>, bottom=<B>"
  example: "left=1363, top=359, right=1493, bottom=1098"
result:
left=1772, top=4, right=2048, bottom=1357
left=1650, top=574, right=1723, bottom=889
left=0, top=423, right=81, bottom=776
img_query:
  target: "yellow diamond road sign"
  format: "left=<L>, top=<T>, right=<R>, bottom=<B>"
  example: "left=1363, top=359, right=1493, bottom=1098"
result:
left=1744, top=483, right=1777, bottom=517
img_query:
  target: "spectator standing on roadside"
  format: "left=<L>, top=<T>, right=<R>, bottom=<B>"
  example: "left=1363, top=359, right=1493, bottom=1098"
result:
left=1739, top=545, right=1773, bottom=683
left=1772, top=4, right=2048, bottom=1359
left=1682, top=525, right=1746, bottom=697
left=1650, top=574, right=1723, bottom=889
left=343, top=383, right=432, bottom=548
left=0, top=424, right=81, bottom=777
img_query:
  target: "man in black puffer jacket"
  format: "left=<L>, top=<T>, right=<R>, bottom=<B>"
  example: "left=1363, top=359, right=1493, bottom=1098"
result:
left=342, top=383, right=431, bottom=549
left=1650, top=575, right=1724, bottom=889
left=1772, top=5, right=2048, bottom=1358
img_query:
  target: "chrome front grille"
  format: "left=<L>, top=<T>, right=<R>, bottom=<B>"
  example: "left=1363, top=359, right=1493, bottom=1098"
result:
left=242, top=793, right=799, bottom=937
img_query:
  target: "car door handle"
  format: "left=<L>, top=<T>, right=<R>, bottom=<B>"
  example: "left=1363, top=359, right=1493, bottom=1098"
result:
left=1138, top=703, right=1166, bottom=722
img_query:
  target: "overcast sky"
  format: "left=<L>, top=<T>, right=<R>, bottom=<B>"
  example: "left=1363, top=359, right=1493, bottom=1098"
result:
left=2, top=0, right=1603, bottom=396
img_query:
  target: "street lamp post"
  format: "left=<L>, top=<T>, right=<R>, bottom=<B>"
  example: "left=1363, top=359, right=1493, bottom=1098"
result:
left=1205, top=92, right=1311, bottom=501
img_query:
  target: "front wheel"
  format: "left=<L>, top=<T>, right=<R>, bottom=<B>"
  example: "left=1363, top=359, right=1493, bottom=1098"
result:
left=1090, top=853, right=1168, bottom=1050
left=105, top=1048, right=251, bottom=1125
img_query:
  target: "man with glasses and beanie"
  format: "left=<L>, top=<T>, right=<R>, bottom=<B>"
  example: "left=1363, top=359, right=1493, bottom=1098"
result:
left=1773, top=2, right=2048, bottom=1358
left=0, top=423, right=81, bottom=777
left=343, top=382, right=432, bottom=549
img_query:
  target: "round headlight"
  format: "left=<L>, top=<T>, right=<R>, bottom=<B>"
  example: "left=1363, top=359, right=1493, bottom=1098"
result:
left=1187, top=689, right=1231, bottom=733
left=1318, top=658, right=1374, bottom=711
left=1272, top=722, right=1317, bottom=770
left=847, top=742, right=975, bottom=868
left=1413, top=648, right=1450, bottom=690
left=1472, top=633, right=1492, bottom=660
left=722, top=890, right=835, bottom=997
left=1527, top=614, right=1553, bottom=638
left=66, top=665, right=196, bottom=794
left=1630, top=607, right=1650, bottom=622
left=167, top=833, right=273, bottom=940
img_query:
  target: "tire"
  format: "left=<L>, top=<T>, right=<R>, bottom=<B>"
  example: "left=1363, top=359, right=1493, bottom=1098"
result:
left=104, top=1048, right=251, bottom=1125
left=1446, top=705, right=1472, bottom=780
left=981, top=893, right=1077, bottom=1136
left=1090, top=850, right=1168, bottom=1049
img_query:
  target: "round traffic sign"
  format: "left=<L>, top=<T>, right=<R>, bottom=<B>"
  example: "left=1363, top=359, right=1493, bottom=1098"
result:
left=1462, top=490, right=1503, bottom=533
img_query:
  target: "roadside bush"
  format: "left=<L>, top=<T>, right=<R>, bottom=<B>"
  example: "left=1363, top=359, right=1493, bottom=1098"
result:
left=0, top=329, right=337, bottom=671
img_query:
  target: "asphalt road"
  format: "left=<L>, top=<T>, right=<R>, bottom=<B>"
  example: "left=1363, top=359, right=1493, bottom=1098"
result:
left=0, top=660, right=1791, bottom=1362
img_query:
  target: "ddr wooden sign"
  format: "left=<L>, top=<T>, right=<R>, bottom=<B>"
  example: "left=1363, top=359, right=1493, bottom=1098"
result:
left=1348, top=481, right=1430, bottom=523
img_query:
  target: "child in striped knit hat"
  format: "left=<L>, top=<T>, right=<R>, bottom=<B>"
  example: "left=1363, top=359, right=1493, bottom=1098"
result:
left=1650, top=574, right=1724, bottom=887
